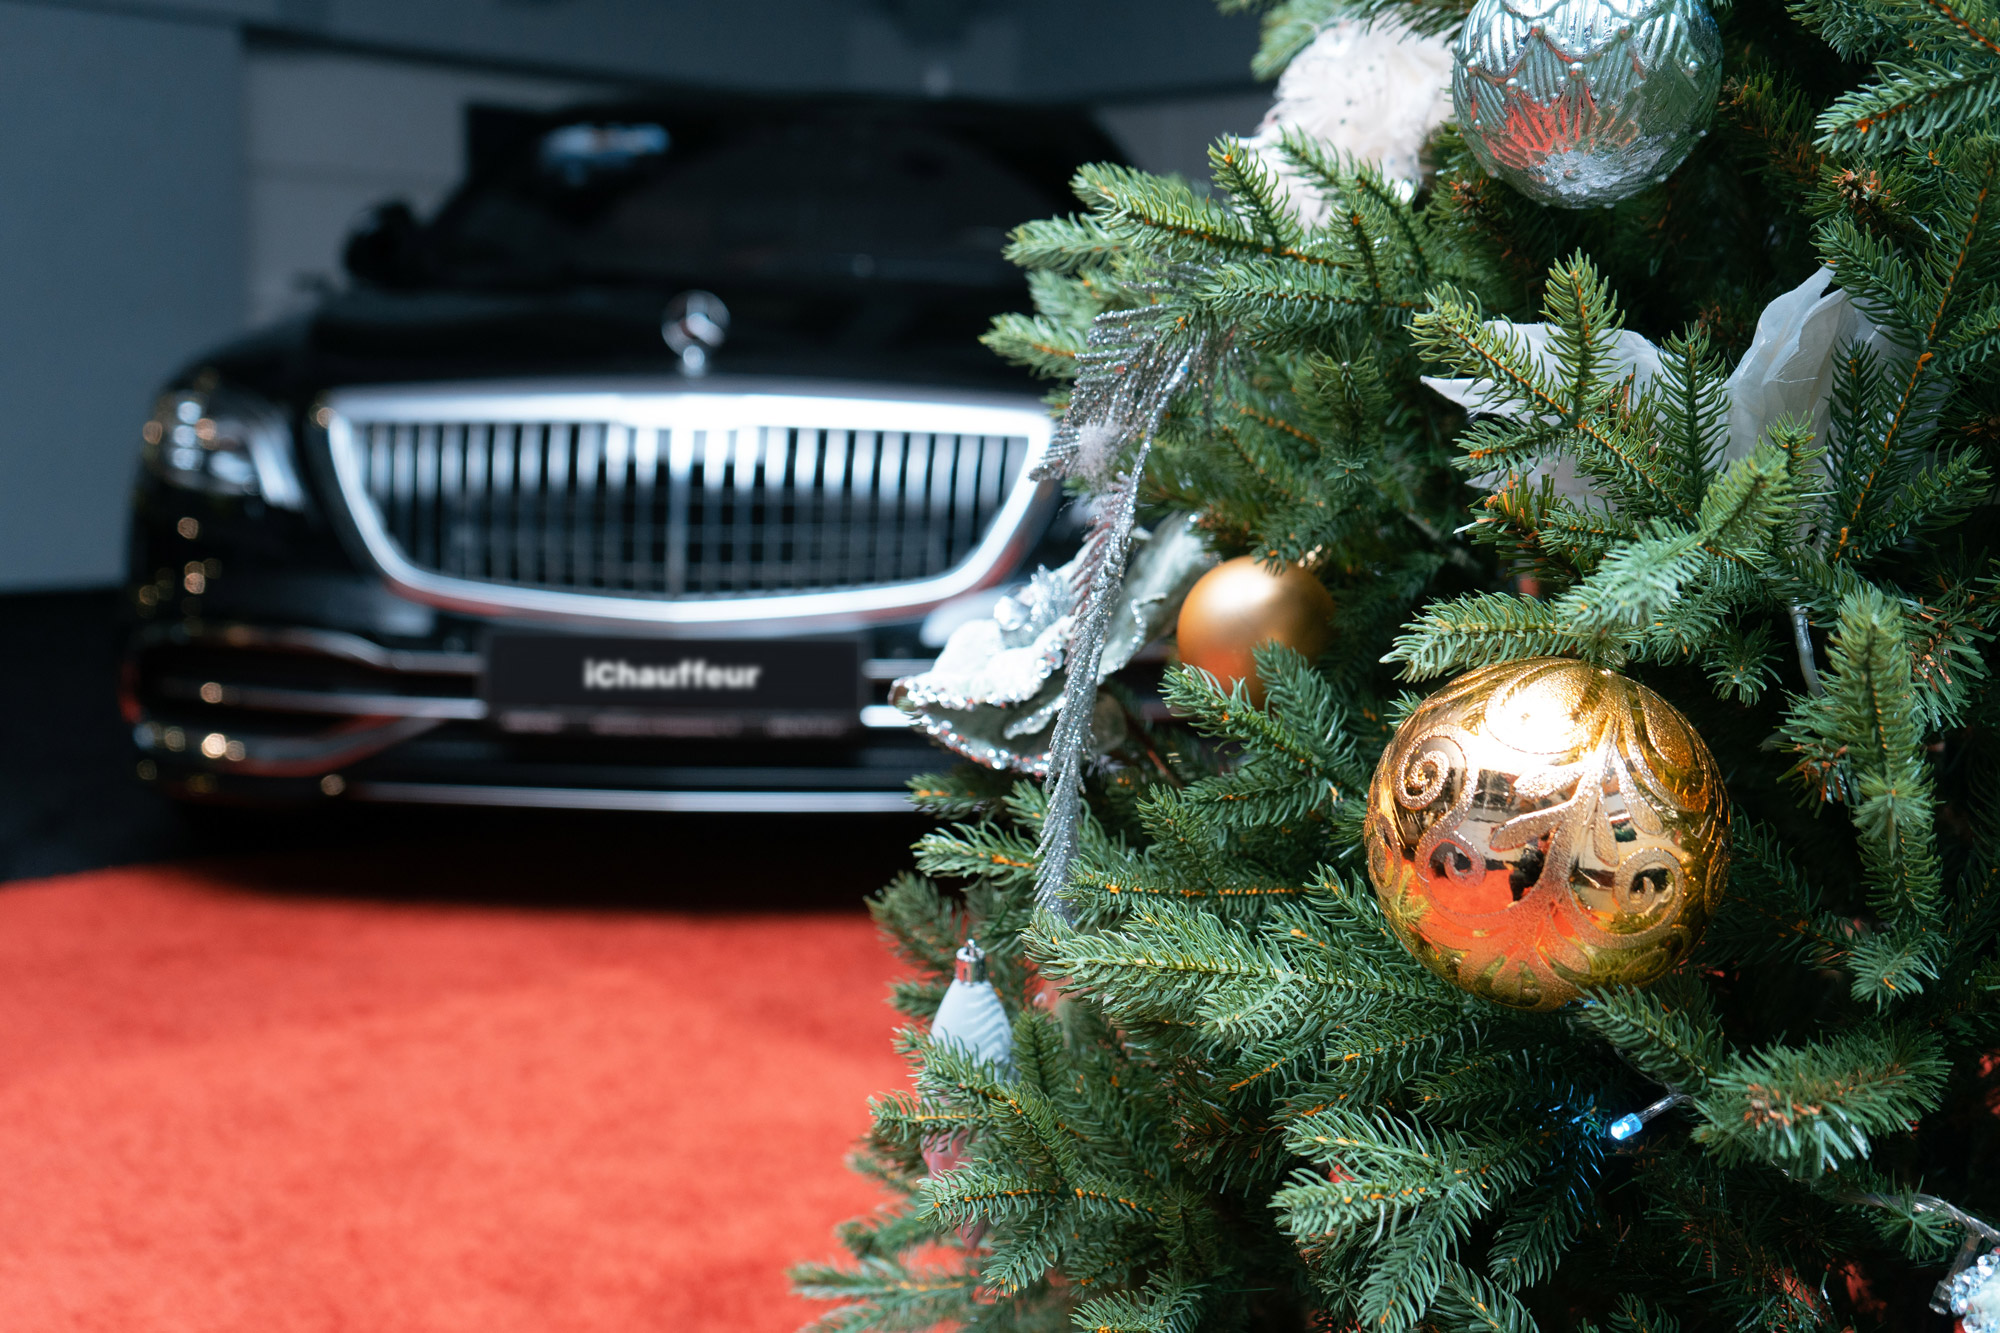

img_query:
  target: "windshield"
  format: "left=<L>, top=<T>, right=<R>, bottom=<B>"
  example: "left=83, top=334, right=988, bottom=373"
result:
left=425, top=105, right=1070, bottom=291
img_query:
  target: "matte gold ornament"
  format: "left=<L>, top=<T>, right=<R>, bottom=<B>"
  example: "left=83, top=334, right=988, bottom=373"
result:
left=1363, top=658, right=1728, bottom=1010
left=1175, top=556, right=1334, bottom=705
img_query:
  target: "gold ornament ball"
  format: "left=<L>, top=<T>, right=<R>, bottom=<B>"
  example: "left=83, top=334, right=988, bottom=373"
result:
left=1175, top=557, right=1334, bottom=704
left=1362, top=657, right=1729, bottom=1011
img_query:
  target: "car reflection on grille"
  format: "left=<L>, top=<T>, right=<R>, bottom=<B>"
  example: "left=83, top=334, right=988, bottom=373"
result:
left=321, top=383, right=1051, bottom=627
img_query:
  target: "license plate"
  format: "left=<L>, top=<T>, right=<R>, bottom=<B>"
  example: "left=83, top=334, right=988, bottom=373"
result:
left=484, top=635, right=862, bottom=735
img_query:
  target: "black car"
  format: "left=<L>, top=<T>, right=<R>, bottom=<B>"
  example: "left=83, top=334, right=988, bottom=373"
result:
left=122, top=94, right=1119, bottom=811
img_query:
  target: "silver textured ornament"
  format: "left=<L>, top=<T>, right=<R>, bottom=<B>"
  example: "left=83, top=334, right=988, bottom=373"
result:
left=1453, top=0, right=1722, bottom=207
left=1950, top=1249, right=2000, bottom=1333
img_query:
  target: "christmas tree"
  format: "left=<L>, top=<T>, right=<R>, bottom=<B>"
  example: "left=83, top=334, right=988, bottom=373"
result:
left=793, top=0, right=2000, bottom=1328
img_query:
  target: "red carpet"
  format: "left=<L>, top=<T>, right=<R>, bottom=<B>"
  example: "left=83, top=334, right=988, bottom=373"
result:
left=0, top=864, right=905, bottom=1331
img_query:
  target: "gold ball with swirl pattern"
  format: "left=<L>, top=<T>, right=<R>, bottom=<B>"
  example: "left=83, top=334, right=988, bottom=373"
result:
left=1363, top=658, right=1729, bottom=1011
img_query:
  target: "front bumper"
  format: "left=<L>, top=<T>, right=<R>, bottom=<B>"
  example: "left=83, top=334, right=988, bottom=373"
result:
left=124, top=614, right=943, bottom=810
left=122, top=373, right=1080, bottom=808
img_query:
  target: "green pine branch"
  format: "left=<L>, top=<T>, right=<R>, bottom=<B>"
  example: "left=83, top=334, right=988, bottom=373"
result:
left=1693, top=1025, right=1950, bottom=1176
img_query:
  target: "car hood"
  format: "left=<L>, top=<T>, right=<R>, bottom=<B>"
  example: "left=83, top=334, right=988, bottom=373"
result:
left=190, top=279, right=1037, bottom=406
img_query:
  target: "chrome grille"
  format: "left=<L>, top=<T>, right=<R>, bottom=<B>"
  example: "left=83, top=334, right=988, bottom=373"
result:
left=331, top=393, right=1039, bottom=601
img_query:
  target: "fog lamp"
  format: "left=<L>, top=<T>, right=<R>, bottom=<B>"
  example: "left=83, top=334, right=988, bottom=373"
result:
left=142, top=386, right=304, bottom=509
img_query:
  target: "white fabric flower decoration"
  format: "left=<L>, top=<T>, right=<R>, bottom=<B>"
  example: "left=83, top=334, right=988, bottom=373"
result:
left=1420, top=267, right=1895, bottom=502
left=1420, top=322, right=1667, bottom=501
left=1719, top=265, right=1897, bottom=467
left=1248, top=17, right=1456, bottom=223
left=1421, top=321, right=1668, bottom=418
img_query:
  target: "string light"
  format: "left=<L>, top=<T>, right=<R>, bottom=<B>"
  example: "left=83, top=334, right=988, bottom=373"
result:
left=1605, top=1089, right=2000, bottom=1320
left=1606, top=1091, right=1690, bottom=1141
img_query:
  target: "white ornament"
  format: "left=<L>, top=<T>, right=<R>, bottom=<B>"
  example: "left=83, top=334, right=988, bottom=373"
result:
left=1421, top=267, right=1893, bottom=503
left=1248, top=17, right=1455, bottom=223
left=921, top=939, right=1013, bottom=1246
left=1949, top=1248, right=2000, bottom=1333
left=929, top=939, right=1014, bottom=1074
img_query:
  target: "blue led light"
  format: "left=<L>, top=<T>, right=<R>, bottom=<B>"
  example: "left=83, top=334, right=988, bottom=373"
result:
left=1607, top=1092, right=1691, bottom=1141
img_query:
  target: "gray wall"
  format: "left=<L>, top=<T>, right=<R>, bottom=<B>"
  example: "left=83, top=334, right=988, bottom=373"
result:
left=24, top=0, right=1262, bottom=99
left=0, top=3, right=244, bottom=591
left=246, top=48, right=606, bottom=325
left=0, top=0, right=1263, bottom=592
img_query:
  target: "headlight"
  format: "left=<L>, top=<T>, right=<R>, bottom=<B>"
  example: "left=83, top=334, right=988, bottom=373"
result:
left=141, top=384, right=305, bottom=510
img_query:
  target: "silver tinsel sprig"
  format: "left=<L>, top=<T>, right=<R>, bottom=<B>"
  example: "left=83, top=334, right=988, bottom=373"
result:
left=1031, top=299, right=1218, bottom=920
